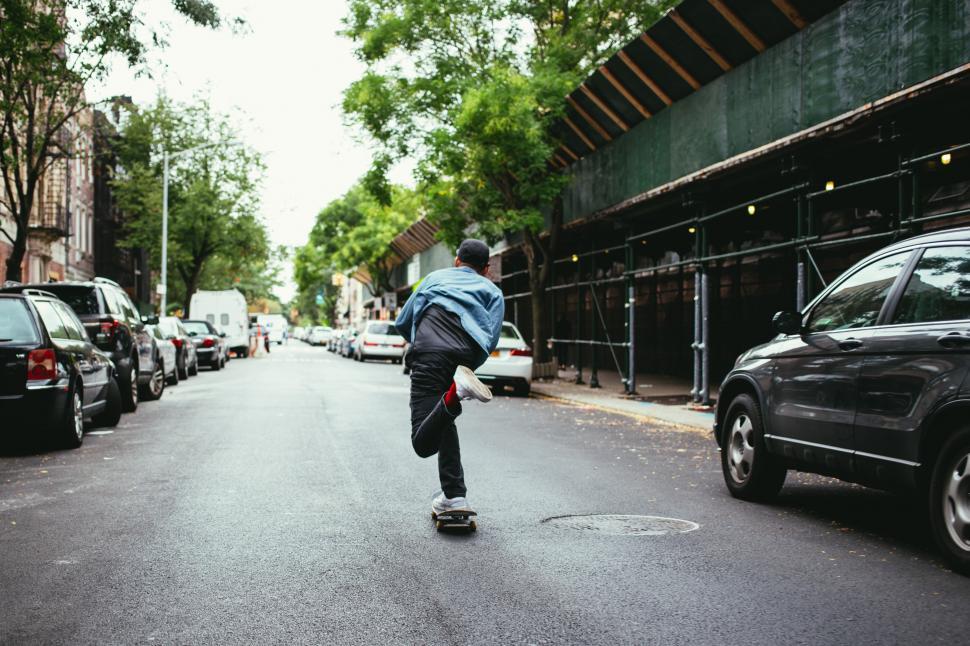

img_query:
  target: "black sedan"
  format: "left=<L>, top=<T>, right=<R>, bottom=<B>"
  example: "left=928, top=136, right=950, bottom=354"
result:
left=0, top=290, right=122, bottom=448
left=182, top=319, right=227, bottom=370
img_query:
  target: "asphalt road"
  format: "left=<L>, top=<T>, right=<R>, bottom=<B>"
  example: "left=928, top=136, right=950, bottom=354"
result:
left=2, top=342, right=969, bottom=645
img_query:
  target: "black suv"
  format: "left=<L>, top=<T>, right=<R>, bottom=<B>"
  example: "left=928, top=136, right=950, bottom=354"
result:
left=2, top=278, right=154, bottom=413
left=0, top=290, right=121, bottom=448
left=716, top=227, right=970, bottom=573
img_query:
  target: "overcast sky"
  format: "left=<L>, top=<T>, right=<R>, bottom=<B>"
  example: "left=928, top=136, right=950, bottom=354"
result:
left=92, top=0, right=410, bottom=302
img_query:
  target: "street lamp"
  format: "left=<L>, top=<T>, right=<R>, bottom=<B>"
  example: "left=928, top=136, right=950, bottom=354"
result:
left=159, top=142, right=218, bottom=313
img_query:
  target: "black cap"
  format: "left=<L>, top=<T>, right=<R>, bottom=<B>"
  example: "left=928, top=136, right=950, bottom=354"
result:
left=457, top=239, right=490, bottom=270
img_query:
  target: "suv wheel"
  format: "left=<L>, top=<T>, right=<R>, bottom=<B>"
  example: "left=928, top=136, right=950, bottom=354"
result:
left=720, top=393, right=786, bottom=501
left=141, top=357, right=165, bottom=401
left=94, top=378, right=122, bottom=428
left=122, top=361, right=138, bottom=413
left=60, top=385, right=84, bottom=449
left=929, top=426, right=970, bottom=574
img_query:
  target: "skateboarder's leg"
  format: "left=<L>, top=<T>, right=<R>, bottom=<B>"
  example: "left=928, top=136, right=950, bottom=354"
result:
left=408, top=352, right=458, bottom=458
left=437, top=417, right=466, bottom=498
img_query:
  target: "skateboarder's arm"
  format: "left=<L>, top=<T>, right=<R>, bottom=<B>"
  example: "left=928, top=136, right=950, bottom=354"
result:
left=484, top=288, right=506, bottom=354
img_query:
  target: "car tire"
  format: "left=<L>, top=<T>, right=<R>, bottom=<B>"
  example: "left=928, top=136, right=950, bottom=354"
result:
left=177, top=352, right=189, bottom=380
left=140, top=358, right=165, bottom=401
left=720, top=393, right=786, bottom=502
left=514, top=382, right=531, bottom=397
left=60, top=384, right=84, bottom=449
left=121, top=359, right=138, bottom=413
left=928, top=426, right=970, bottom=575
left=166, top=362, right=180, bottom=386
left=189, top=358, right=199, bottom=376
left=94, top=378, right=122, bottom=428
left=211, top=357, right=221, bottom=371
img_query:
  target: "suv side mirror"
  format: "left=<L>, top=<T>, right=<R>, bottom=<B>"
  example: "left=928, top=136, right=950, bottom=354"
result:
left=142, top=315, right=159, bottom=325
left=772, top=310, right=802, bottom=335
left=219, top=332, right=227, bottom=338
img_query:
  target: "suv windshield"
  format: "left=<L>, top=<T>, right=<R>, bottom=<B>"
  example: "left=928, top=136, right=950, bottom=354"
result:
left=182, top=321, right=212, bottom=335
left=40, top=285, right=101, bottom=315
left=367, top=323, right=398, bottom=335
left=0, top=299, right=40, bottom=344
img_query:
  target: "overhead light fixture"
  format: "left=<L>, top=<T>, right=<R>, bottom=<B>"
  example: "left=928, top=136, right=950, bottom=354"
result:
left=941, top=153, right=952, bottom=165
left=640, top=240, right=647, bottom=245
left=688, top=226, right=697, bottom=234
left=825, top=180, right=835, bottom=191
left=571, top=254, right=579, bottom=262
left=747, top=204, right=756, bottom=215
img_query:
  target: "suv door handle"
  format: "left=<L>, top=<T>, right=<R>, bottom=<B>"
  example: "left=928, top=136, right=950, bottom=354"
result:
left=937, top=331, right=970, bottom=348
left=838, top=338, right=864, bottom=351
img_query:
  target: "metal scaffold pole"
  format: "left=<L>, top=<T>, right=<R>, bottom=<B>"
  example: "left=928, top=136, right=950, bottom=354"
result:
left=692, top=270, right=702, bottom=403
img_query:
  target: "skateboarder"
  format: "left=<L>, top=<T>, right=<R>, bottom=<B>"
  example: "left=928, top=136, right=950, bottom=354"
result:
left=395, top=239, right=505, bottom=518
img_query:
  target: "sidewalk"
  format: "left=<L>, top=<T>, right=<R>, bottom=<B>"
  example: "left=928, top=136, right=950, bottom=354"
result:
left=530, top=368, right=715, bottom=433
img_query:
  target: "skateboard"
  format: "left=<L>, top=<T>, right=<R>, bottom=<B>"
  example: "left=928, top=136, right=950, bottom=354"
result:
left=432, top=509, right=478, bottom=532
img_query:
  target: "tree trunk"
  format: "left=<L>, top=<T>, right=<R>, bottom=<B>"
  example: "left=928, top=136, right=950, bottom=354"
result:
left=522, top=196, right=563, bottom=364
left=4, top=201, right=33, bottom=282
left=181, top=260, right=206, bottom=318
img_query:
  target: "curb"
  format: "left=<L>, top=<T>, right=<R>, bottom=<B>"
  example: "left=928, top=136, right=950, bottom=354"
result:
left=530, top=389, right=711, bottom=435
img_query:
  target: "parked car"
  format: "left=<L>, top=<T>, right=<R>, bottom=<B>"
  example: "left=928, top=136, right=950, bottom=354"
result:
left=715, top=227, right=970, bottom=574
left=339, top=329, right=358, bottom=358
left=474, top=321, right=532, bottom=396
left=308, top=326, right=333, bottom=346
left=256, top=313, right=288, bottom=345
left=182, top=319, right=227, bottom=370
left=190, top=289, right=249, bottom=358
left=0, top=290, right=121, bottom=448
left=1, top=277, right=153, bottom=413
left=354, top=321, right=406, bottom=363
left=328, top=328, right=344, bottom=352
left=141, top=323, right=178, bottom=399
left=157, top=316, right=199, bottom=380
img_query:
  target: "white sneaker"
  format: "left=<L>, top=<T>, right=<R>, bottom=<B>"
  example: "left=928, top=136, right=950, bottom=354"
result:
left=432, top=490, right=472, bottom=515
left=454, top=365, right=492, bottom=403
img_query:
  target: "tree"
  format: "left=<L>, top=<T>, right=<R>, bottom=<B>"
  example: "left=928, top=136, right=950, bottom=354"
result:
left=342, top=0, right=674, bottom=360
left=112, top=95, right=269, bottom=316
left=293, top=182, right=419, bottom=324
left=0, top=0, right=236, bottom=281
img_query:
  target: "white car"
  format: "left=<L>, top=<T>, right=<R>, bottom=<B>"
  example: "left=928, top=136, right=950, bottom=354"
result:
left=354, top=321, right=406, bottom=363
left=307, top=326, right=333, bottom=346
left=475, top=321, right=532, bottom=396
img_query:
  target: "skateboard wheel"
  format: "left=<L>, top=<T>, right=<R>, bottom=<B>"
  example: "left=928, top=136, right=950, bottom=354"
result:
left=431, top=511, right=437, bottom=520
left=435, top=520, right=443, bottom=530
left=469, top=521, right=477, bottom=531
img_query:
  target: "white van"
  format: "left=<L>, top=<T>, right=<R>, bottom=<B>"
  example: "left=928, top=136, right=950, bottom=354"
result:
left=255, top=314, right=288, bottom=345
left=189, top=289, right=250, bottom=358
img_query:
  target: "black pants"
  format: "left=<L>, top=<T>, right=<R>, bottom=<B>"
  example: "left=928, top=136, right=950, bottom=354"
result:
left=407, top=350, right=477, bottom=498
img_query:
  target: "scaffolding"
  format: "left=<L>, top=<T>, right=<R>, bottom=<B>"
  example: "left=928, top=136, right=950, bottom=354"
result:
left=502, top=140, right=970, bottom=402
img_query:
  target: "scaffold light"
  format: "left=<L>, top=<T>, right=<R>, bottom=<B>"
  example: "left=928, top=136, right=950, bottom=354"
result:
left=688, top=226, right=697, bottom=234
left=825, top=180, right=835, bottom=191
left=941, top=153, right=952, bottom=165
left=571, top=254, right=579, bottom=262
left=747, top=204, right=756, bottom=215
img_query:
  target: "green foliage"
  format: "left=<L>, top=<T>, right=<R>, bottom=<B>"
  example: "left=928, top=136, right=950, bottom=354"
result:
left=292, top=182, right=420, bottom=325
left=0, top=0, right=235, bottom=281
left=341, top=0, right=674, bottom=356
left=112, top=95, right=272, bottom=315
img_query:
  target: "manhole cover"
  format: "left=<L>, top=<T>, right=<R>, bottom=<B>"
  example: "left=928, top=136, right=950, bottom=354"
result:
left=541, top=514, right=699, bottom=536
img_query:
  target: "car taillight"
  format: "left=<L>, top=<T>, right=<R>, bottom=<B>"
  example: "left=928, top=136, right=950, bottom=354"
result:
left=172, top=338, right=183, bottom=349
left=27, top=349, right=56, bottom=381
left=364, top=341, right=378, bottom=347
left=100, top=318, right=121, bottom=339
left=392, top=342, right=405, bottom=348
left=202, top=337, right=215, bottom=348
left=510, top=348, right=532, bottom=357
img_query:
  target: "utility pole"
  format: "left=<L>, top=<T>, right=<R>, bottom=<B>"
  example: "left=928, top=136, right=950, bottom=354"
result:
left=160, top=151, right=169, bottom=313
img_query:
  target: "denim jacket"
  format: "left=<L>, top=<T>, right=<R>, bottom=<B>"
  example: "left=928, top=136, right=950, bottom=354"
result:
left=395, top=266, right=505, bottom=363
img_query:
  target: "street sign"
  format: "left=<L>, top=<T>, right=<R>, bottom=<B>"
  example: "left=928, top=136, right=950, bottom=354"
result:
left=156, top=283, right=167, bottom=295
